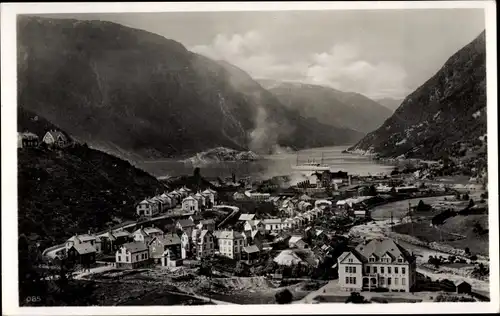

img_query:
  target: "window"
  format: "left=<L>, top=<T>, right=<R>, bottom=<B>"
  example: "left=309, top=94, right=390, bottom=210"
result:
left=402, top=278, right=406, bottom=285
left=395, top=278, right=399, bottom=285
left=388, top=267, right=392, bottom=274
left=395, top=267, right=399, bottom=274
left=369, top=257, right=375, bottom=262
left=402, top=267, right=406, bottom=274
left=398, top=258, right=403, bottom=263
left=136, top=255, right=139, bottom=261
left=381, top=267, right=385, bottom=274
left=348, top=258, right=353, bottom=263
left=380, top=277, right=385, bottom=285
left=126, top=256, right=129, bottom=262
left=345, top=277, right=349, bottom=284
left=387, top=277, right=391, bottom=285
left=373, top=267, right=378, bottom=273
left=352, top=277, right=357, bottom=284
left=366, top=266, right=370, bottom=274
left=345, top=266, right=349, bottom=273
left=118, top=256, right=122, bottom=262
left=352, top=267, right=356, bottom=273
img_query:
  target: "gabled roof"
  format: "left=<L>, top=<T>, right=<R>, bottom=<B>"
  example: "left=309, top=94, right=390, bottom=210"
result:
left=44, top=130, right=67, bottom=141
left=354, top=238, right=413, bottom=263
left=338, top=249, right=367, bottom=263
left=160, top=193, right=172, bottom=199
left=239, top=213, right=256, bottom=221
left=289, top=236, right=303, bottom=244
left=243, top=245, right=260, bottom=254
left=150, top=233, right=181, bottom=246
left=177, top=219, right=195, bottom=227
left=262, top=218, right=282, bottom=224
left=18, top=132, right=39, bottom=139
left=143, top=227, right=164, bottom=235
left=67, top=234, right=96, bottom=243
left=217, top=230, right=244, bottom=240
left=190, top=214, right=203, bottom=222
left=200, top=219, right=215, bottom=225
left=182, top=196, right=196, bottom=202
left=71, top=243, right=96, bottom=255
left=122, top=241, right=148, bottom=253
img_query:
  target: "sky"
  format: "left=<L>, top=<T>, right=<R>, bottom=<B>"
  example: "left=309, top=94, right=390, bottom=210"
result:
left=42, top=9, right=485, bottom=99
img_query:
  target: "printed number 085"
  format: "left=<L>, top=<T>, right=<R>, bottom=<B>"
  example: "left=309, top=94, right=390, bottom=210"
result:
left=26, top=296, right=41, bottom=303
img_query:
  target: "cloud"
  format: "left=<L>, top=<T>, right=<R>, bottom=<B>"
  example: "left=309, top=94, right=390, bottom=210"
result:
left=190, top=31, right=409, bottom=99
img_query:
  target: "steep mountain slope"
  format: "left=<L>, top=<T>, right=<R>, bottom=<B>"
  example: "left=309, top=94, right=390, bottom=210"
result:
left=259, top=80, right=393, bottom=133
left=17, top=16, right=361, bottom=160
left=18, top=108, right=165, bottom=248
left=215, top=60, right=365, bottom=150
left=375, top=97, right=403, bottom=112
left=350, top=31, right=487, bottom=161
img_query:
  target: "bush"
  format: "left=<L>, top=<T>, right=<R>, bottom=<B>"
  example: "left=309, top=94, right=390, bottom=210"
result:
left=275, top=289, right=293, bottom=304
left=470, top=255, right=478, bottom=261
left=345, top=292, right=369, bottom=304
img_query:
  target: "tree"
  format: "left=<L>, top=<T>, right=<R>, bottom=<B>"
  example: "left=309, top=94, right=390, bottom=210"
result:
left=468, top=199, right=475, bottom=208
left=193, top=167, right=202, bottom=191
left=345, top=292, right=369, bottom=304
left=464, top=247, right=471, bottom=256
left=368, top=185, right=377, bottom=196
left=462, top=193, right=470, bottom=201
left=470, top=255, right=478, bottom=262
left=448, top=255, right=457, bottom=263
left=275, top=289, right=293, bottom=304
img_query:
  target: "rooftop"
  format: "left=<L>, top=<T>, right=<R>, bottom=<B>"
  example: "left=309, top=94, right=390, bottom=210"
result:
left=122, top=241, right=148, bottom=253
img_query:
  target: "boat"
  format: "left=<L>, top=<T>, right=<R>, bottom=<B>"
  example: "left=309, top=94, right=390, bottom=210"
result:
left=291, top=153, right=331, bottom=173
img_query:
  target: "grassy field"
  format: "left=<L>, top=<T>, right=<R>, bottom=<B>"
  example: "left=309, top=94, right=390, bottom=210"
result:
left=370, top=196, right=456, bottom=220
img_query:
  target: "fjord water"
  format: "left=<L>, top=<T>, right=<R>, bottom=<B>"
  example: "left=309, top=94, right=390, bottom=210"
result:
left=138, top=146, right=395, bottom=181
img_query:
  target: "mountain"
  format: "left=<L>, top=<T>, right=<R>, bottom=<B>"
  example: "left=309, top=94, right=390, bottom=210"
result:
left=17, top=16, right=362, bottom=160
left=18, top=108, right=165, bottom=248
left=374, top=97, right=403, bottom=112
left=259, top=79, right=393, bottom=134
left=350, top=31, right=487, bottom=161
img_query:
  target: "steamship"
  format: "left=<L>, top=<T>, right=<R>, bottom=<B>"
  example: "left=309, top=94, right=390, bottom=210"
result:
left=291, top=153, right=330, bottom=173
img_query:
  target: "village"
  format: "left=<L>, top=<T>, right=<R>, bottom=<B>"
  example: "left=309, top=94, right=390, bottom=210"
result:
left=24, top=127, right=489, bottom=305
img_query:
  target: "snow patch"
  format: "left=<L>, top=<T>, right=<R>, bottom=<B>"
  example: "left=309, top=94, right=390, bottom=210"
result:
left=472, top=110, right=481, bottom=118
left=433, top=111, right=441, bottom=120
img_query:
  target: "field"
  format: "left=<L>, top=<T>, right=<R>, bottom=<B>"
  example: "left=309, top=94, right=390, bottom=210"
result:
left=369, top=195, right=457, bottom=220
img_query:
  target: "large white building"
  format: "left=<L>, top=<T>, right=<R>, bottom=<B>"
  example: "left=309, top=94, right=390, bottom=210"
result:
left=337, top=238, right=417, bottom=292
left=216, top=230, right=246, bottom=259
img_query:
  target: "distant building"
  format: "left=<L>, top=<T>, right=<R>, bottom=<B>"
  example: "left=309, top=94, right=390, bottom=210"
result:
left=455, top=281, right=472, bottom=294
left=65, top=233, right=101, bottom=253
left=115, top=242, right=150, bottom=269
left=136, top=199, right=160, bottom=217
left=97, top=231, right=132, bottom=254
left=262, top=218, right=283, bottom=233
left=337, top=238, right=417, bottom=292
left=242, top=245, right=261, bottom=264
left=176, top=219, right=196, bottom=236
left=238, top=213, right=256, bottom=222
left=182, top=196, right=199, bottom=212
left=132, top=227, right=164, bottom=244
left=288, top=236, right=303, bottom=248
left=148, top=233, right=183, bottom=267
left=17, top=132, right=39, bottom=148
left=197, top=219, right=216, bottom=232
left=194, top=193, right=206, bottom=208
left=42, top=130, right=69, bottom=148
left=216, top=230, right=246, bottom=259
left=67, top=244, right=96, bottom=267
left=192, top=230, right=215, bottom=259
left=202, top=189, right=217, bottom=207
